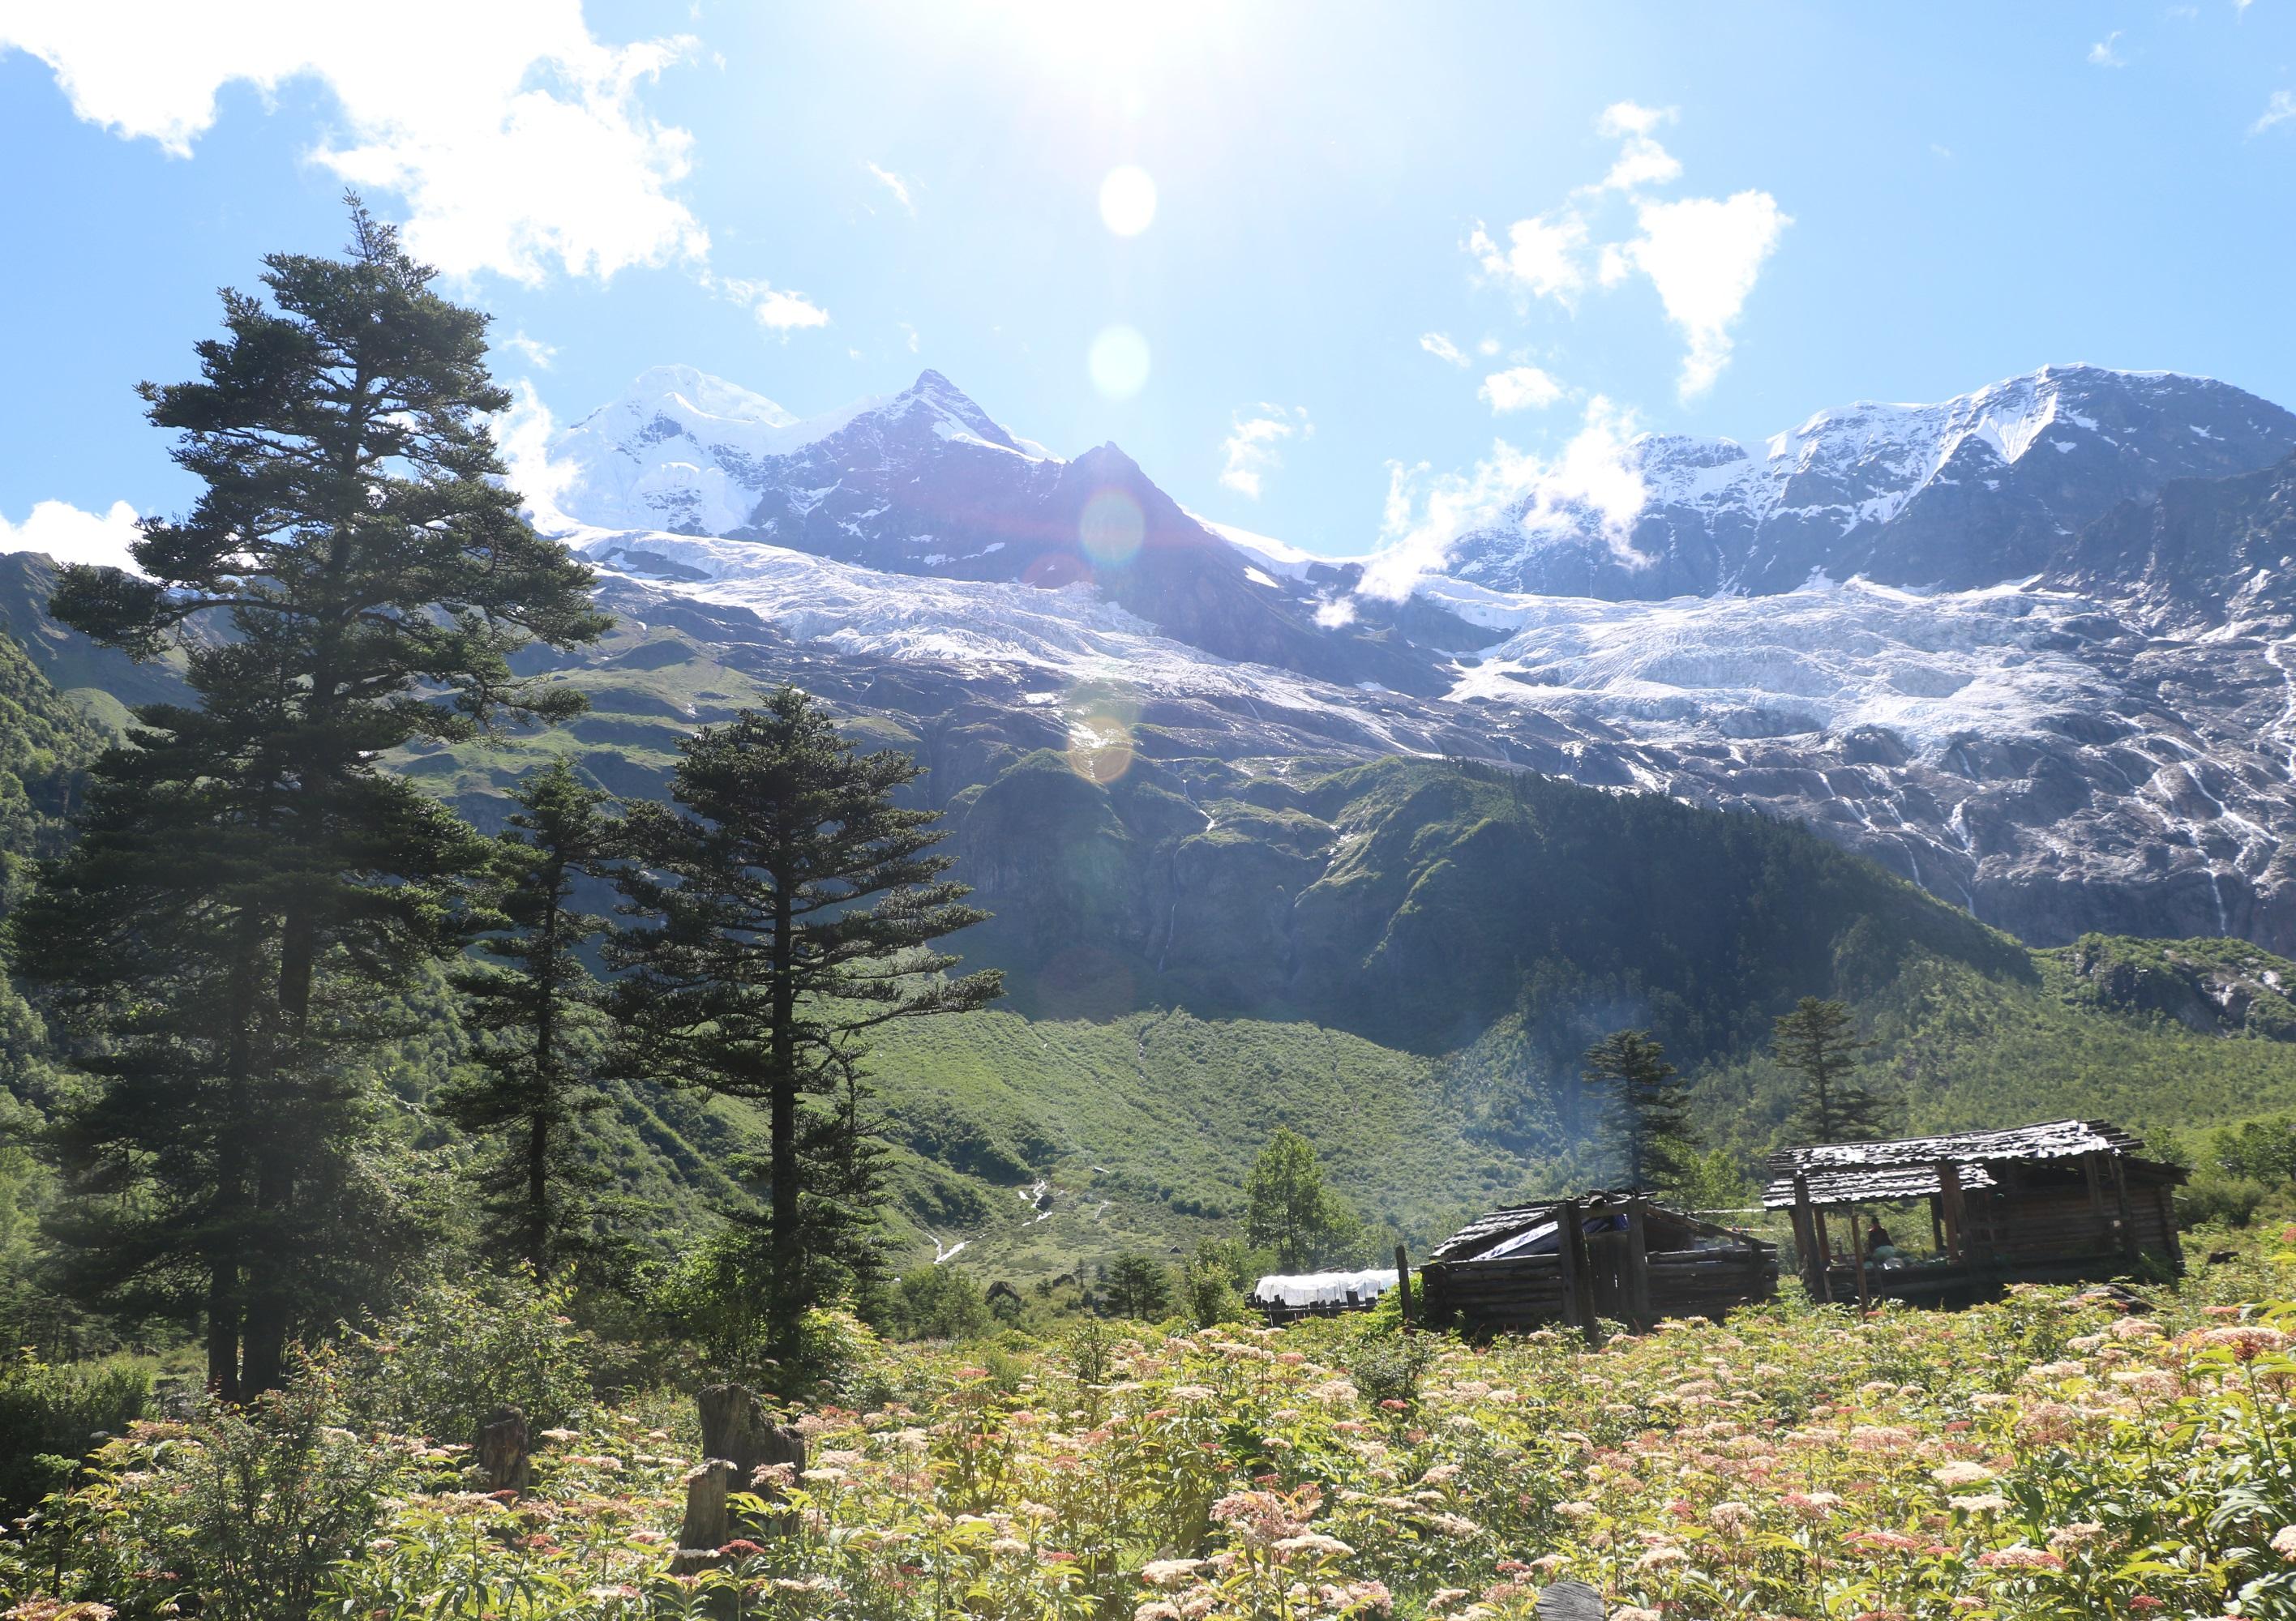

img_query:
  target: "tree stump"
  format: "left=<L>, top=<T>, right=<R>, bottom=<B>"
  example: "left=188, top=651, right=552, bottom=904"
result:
left=478, top=1405, right=531, bottom=1494
left=671, top=1460, right=734, bottom=1574
left=669, top=1383, right=808, bottom=1566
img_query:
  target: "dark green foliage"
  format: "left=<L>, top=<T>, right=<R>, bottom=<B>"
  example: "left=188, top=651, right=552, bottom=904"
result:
left=10, top=1360, right=414, bottom=1621
left=1583, top=1028, right=1698, bottom=1192
left=439, top=762, right=619, bottom=1275
left=1773, top=996, right=1888, bottom=1144
left=1244, top=1127, right=1360, bottom=1271
left=0, top=628, right=104, bottom=913
left=2212, top=1116, right=2296, bottom=1184
left=610, top=688, right=1001, bottom=1354
left=0, top=1352, right=148, bottom=1516
left=889, top=1264, right=992, bottom=1341
left=12, top=200, right=606, bottom=1396
left=1177, top=1236, right=1253, bottom=1326
left=1102, top=1252, right=1173, bottom=1320
left=341, top=1272, right=592, bottom=1443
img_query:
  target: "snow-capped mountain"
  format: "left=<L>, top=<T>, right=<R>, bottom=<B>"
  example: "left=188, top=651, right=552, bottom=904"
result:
left=537, top=360, right=2296, bottom=955
left=1446, top=366, right=2296, bottom=600
left=554, top=367, right=1454, bottom=694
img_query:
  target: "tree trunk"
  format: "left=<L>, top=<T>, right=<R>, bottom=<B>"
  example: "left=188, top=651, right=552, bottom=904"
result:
left=240, top=1146, right=293, bottom=1393
left=769, top=883, right=799, bottom=1354
left=203, top=1255, right=242, bottom=1404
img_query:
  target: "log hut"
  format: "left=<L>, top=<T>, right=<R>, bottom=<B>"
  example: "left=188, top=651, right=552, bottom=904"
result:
left=1417, top=1191, right=1776, bottom=1337
left=1764, top=1118, right=2186, bottom=1307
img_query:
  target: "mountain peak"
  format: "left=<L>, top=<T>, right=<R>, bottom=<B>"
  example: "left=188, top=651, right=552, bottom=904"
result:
left=615, top=363, right=796, bottom=429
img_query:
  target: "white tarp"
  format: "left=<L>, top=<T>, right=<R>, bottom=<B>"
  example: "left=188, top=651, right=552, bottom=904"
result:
left=1250, top=1268, right=1400, bottom=1310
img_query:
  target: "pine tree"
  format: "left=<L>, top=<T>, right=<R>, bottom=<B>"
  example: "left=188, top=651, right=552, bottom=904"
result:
left=1243, top=1127, right=1359, bottom=1272
left=608, top=689, right=1001, bottom=1354
left=439, top=762, right=619, bottom=1277
left=1583, top=1028, right=1698, bottom=1192
left=1103, top=1254, right=1173, bottom=1320
left=1772, top=996, right=1887, bottom=1144
left=15, top=199, right=606, bottom=1394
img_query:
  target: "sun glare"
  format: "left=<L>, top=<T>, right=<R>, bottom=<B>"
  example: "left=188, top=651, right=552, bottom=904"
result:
left=1088, top=324, right=1152, bottom=400
left=1099, top=165, right=1158, bottom=236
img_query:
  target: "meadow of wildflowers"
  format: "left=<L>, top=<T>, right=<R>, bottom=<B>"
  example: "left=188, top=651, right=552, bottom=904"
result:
left=11, top=1248, right=2296, bottom=1621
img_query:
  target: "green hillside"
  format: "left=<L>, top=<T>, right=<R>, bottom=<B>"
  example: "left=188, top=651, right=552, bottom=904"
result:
left=19, top=594, right=2296, bottom=1288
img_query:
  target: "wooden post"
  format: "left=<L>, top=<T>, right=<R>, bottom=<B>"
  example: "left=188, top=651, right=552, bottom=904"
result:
left=1847, top=1203, right=1871, bottom=1318
left=2110, top=1154, right=2140, bottom=1261
left=1792, top=1173, right=1824, bottom=1300
left=1558, top=1199, right=1600, bottom=1346
left=1810, top=1203, right=1834, bottom=1303
left=1624, top=1195, right=1653, bottom=1331
left=1394, top=1244, right=1414, bottom=1333
left=1935, top=1160, right=1965, bottom=1266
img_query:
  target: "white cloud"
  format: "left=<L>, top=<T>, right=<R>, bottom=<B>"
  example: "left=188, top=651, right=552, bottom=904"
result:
left=1463, top=104, right=1786, bottom=397
left=1358, top=396, right=1648, bottom=601
left=0, top=1, right=842, bottom=328
left=1420, top=331, right=1470, bottom=366
left=1469, top=212, right=1590, bottom=304
left=1624, top=190, right=1791, bottom=399
left=2254, top=89, right=2296, bottom=135
left=899, top=321, right=921, bottom=353
left=1218, top=404, right=1313, bottom=500
left=1591, top=101, right=1681, bottom=192
left=2088, top=31, right=2126, bottom=66
left=706, top=272, right=831, bottom=335
left=496, top=380, right=577, bottom=532
left=866, top=160, right=915, bottom=214
left=1595, top=101, right=1671, bottom=139
left=499, top=330, right=557, bottom=370
left=0, top=499, right=144, bottom=572
left=1479, top=365, right=1566, bottom=413
left=1477, top=336, right=1501, bottom=356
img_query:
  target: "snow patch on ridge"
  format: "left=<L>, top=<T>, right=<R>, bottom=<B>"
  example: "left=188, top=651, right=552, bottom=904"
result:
left=1439, top=573, right=2111, bottom=759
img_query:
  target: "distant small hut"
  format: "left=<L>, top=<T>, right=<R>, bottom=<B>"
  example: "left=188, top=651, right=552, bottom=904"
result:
left=1418, top=1192, right=1776, bottom=1337
left=1764, top=1118, right=2187, bottom=1307
left=1250, top=1267, right=1400, bottom=1324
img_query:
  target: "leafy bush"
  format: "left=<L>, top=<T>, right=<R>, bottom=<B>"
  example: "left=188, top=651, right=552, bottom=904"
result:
left=341, top=1271, right=592, bottom=1443
left=0, top=1352, right=148, bottom=1515
left=5, top=1358, right=417, bottom=1621
left=888, top=1264, right=992, bottom=1341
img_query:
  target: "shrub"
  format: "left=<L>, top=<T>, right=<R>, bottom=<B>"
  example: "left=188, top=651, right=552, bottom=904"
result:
left=5, top=1358, right=417, bottom=1621
left=341, top=1270, right=592, bottom=1443
left=0, top=1352, right=148, bottom=1515
left=889, top=1264, right=992, bottom=1341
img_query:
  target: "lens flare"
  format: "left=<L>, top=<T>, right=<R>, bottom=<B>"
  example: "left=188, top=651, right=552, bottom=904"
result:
left=1077, top=488, right=1145, bottom=567
left=1099, top=165, right=1158, bottom=236
left=1065, top=711, right=1135, bottom=785
left=1088, top=324, right=1151, bottom=400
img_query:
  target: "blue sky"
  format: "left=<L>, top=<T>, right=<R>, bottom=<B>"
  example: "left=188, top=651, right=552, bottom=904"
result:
left=4, top=2, right=2294, bottom=567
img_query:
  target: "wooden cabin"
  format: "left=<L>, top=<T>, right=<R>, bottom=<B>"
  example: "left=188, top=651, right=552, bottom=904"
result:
left=1764, top=1118, right=2186, bottom=1307
left=1418, top=1192, right=1776, bottom=1337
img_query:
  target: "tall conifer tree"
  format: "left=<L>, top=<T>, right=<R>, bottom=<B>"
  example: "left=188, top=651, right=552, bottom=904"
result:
left=1583, top=1028, right=1698, bottom=1192
left=609, top=689, right=1000, bottom=1354
left=12, top=199, right=606, bottom=1394
left=1772, top=997, right=1887, bottom=1144
left=440, top=762, right=619, bottom=1277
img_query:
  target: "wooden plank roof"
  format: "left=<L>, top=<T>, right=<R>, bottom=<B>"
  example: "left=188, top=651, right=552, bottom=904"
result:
left=1762, top=1118, right=2150, bottom=1209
